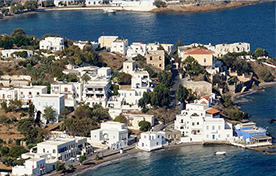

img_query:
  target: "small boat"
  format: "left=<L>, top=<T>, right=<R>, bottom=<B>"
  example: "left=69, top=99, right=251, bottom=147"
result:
left=103, top=9, right=116, bottom=13
left=215, top=151, right=226, bottom=155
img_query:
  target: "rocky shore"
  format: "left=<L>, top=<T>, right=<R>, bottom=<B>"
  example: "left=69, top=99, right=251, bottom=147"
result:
left=151, top=1, right=261, bottom=13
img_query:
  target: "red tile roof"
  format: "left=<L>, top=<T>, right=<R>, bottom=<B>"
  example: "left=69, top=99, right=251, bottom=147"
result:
left=206, top=108, right=220, bottom=114
left=183, top=47, right=214, bottom=55
left=200, top=101, right=207, bottom=104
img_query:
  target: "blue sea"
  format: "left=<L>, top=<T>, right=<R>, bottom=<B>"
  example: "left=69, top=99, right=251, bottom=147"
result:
left=1, top=2, right=275, bottom=175
left=0, top=2, right=275, bottom=57
left=80, top=86, right=276, bottom=176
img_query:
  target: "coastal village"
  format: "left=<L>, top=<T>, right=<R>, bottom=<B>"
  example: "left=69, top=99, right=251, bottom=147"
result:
left=0, top=28, right=275, bottom=176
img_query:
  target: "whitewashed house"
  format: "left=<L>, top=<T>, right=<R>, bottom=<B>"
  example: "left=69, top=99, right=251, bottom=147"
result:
left=126, top=42, right=147, bottom=57
left=215, top=42, right=250, bottom=57
left=51, top=82, right=82, bottom=107
left=73, top=40, right=99, bottom=50
left=118, top=87, right=150, bottom=105
left=16, top=85, right=48, bottom=107
left=123, top=60, right=137, bottom=75
left=98, top=36, right=118, bottom=49
left=123, top=113, right=154, bottom=130
left=90, top=121, right=128, bottom=150
left=82, top=80, right=110, bottom=107
left=12, top=156, right=46, bottom=176
left=39, top=37, right=64, bottom=51
left=174, top=103, right=233, bottom=143
left=111, top=39, right=128, bottom=55
left=33, top=94, right=65, bottom=123
left=137, top=131, right=167, bottom=151
left=1, top=49, right=34, bottom=58
left=131, top=70, right=152, bottom=89
left=0, top=88, right=18, bottom=101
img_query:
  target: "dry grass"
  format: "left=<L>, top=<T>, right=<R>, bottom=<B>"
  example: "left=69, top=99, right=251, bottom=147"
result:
left=98, top=52, right=125, bottom=71
left=147, top=107, right=181, bottom=123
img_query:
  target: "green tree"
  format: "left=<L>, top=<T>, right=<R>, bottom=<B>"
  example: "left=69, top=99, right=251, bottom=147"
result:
left=176, top=84, right=189, bottom=103
left=28, top=103, right=35, bottom=118
left=114, top=114, right=127, bottom=124
left=221, top=95, right=233, bottom=108
left=55, top=161, right=65, bottom=172
left=254, top=48, right=269, bottom=57
left=154, top=0, right=166, bottom=8
left=8, top=146, right=28, bottom=158
left=43, top=106, right=56, bottom=123
left=138, top=121, right=151, bottom=132
left=0, top=146, right=10, bottom=156
left=79, top=155, right=87, bottom=164
left=81, top=74, right=91, bottom=83
left=11, top=28, right=26, bottom=37
left=0, top=100, right=9, bottom=113
left=182, top=56, right=204, bottom=77
left=157, top=70, right=173, bottom=88
left=9, top=99, right=22, bottom=112
left=24, top=1, right=38, bottom=11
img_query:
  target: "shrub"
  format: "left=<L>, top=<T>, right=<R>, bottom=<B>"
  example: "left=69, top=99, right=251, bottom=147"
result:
left=79, top=155, right=87, bottom=164
left=138, top=121, right=151, bottom=132
left=257, top=68, right=274, bottom=82
left=154, top=0, right=166, bottom=8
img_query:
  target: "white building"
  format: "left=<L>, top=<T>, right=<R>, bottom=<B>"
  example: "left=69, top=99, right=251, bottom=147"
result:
left=51, top=82, right=82, bottom=107
left=12, top=156, right=46, bottom=176
left=90, top=121, right=128, bottom=150
left=0, top=88, right=18, bottom=101
left=146, top=42, right=173, bottom=54
left=63, top=66, right=111, bottom=81
left=131, top=70, right=152, bottom=89
left=111, top=39, right=128, bottom=55
left=126, top=42, right=147, bottom=58
left=174, top=103, right=233, bottom=143
left=98, top=36, right=118, bottom=49
left=1, top=49, right=33, bottom=58
left=123, top=60, right=137, bottom=75
left=33, top=94, right=65, bottom=123
left=16, top=85, right=48, bottom=107
left=118, top=87, right=150, bottom=105
left=123, top=113, right=155, bottom=130
left=82, top=80, right=110, bottom=107
left=39, top=37, right=64, bottom=51
left=73, top=40, right=99, bottom=50
left=215, top=42, right=250, bottom=57
left=137, top=131, right=167, bottom=151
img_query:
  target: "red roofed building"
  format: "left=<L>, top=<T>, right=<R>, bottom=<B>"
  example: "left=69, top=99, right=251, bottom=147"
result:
left=181, top=47, right=215, bottom=68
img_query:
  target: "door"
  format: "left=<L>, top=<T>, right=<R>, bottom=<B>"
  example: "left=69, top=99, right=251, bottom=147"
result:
left=212, top=135, right=215, bottom=140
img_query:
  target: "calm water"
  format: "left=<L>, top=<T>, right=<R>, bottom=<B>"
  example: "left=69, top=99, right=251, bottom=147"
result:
left=80, top=86, right=276, bottom=176
left=0, top=2, right=275, bottom=57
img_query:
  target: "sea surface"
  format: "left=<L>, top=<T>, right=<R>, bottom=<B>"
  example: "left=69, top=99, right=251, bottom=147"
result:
left=0, top=2, right=275, bottom=57
left=80, top=86, right=276, bottom=176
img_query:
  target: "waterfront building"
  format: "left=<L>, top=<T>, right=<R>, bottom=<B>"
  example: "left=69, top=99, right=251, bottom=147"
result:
left=137, top=131, right=167, bottom=151
left=12, top=135, right=92, bottom=176
left=179, top=47, right=215, bottom=68
left=12, top=155, right=46, bottom=176
left=98, top=36, right=118, bottom=49
left=175, top=103, right=233, bottom=143
left=82, top=80, right=110, bottom=107
left=33, top=94, right=65, bottom=123
left=215, top=42, right=250, bottom=57
left=39, top=37, right=64, bottom=51
left=234, top=122, right=272, bottom=144
left=123, top=113, right=155, bottom=130
left=111, top=39, right=128, bottom=55
left=123, top=60, right=137, bottom=75
left=126, top=42, right=147, bottom=58
left=86, top=0, right=108, bottom=5
left=1, top=49, right=33, bottom=58
left=90, top=121, right=128, bottom=150
left=145, top=50, right=165, bottom=70
left=16, top=85, right=48, bottom=107
left=73, top=40, right=99, bottom=50
left=51, top=82, right=82, bottom=107
left=111, top=0, right=155, bottom=11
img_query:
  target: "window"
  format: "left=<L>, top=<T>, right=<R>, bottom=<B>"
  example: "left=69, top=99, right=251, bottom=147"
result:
left=204, top=58, right=206, bottom=63
left=43, top=149, right=45, bottom=153
left=130, top=93, right=132, bottom=96
left=181, top=119, right=183, bottom=123
left=192, top=122, right=195, bottom=126
left=159, top=56, right=161, bottom=60
left=156, top=142, right=158, bottom=145
left=197, top=122, right=199, bottom=125
left=218, top=126, right=221, bottom=130
left=227, top=134, right=230, bottom=138
left=218, top=134, right=221, bottom=138
left=212, top=126, right=215, bottom=130
left=206, top=126, right=208, bottom=130
left=159, top=64, right=162, bottom=67
left=150, top=56, right=152, bottom=60
left=206, top=134, right=209, bottom=138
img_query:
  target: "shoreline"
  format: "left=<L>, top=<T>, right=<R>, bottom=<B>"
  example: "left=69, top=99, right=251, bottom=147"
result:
left=0, top=1, right=266, bottom=20
left=54, top=141, right=275, bottom=176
